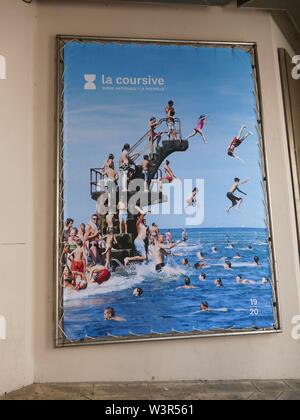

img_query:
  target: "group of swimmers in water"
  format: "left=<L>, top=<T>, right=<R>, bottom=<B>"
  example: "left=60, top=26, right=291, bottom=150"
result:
left=103, top=244, right=270, bottom=321
left=63, top=212, right=269, bottom=322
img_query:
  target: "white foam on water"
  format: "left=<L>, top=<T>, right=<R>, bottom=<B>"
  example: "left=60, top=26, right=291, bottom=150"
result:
left=211, top=262, right=262, bottom=268
left=176, top=242, right=203, bottom=252
left=193, top=308, right=229, bottom=314
left=64, top=261, right=185, bottom=303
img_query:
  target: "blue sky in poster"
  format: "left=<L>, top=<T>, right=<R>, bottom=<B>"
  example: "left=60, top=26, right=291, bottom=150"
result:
left=63, top=41, right=266, bottom=229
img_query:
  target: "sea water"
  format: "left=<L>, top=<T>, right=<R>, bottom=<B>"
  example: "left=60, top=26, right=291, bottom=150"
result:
left=64, top=228, right=275, bottom=341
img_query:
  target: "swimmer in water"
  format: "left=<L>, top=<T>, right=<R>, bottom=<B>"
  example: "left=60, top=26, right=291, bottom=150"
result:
left=76, top=279, right=88, bottom=291
left=199, top=273, right=207, bottom=282
left=262, top=277, right=269, bottom=285
left=236, top=275, right=255, bottom=285
left=233, top=253, right=241, bottom=260
left=253, top=256, right=260, bottom=266
left=197, top=252, right=205, bottom=261
left=211, top=247, right=218, bottom=254
left=194, top=262, right=207, bottom=270
left=104, top=307, right=126, bottom=322
left=133, top=287, right=144, bottom=297
left=200, top=302, right=209, bottom=312
left=178, top=276, right=197, bottom=289
left=224, top=261, right=232, bottom=270
left=214, top=278, right=223, bottom=288
left=182, top=258, right=189, bottom=266
left=153, top=235, right=181, bottom=272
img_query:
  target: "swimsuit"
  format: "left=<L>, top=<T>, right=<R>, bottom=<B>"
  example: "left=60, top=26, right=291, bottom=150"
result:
left=195, top=118, right=205, bottom=131
left=227, top=192, right=242, bottom=205
left=71, top=260, right=84, bottom=273
left=94, top=269, right=111, bottom=285
left=143, top=170, right=151, bottom=182
left=228, top=137, right=242, bottom=156
left=160, top=173, right=173, bottom=183
left=168, top=119, right=175, bottom=132
left=166, top=233, right=172, bottom=243
left=134, top=238, right=146, bottom=258
left=156, top=263, right=165, bottom=272
left=119, top=211, right=128, bottom=223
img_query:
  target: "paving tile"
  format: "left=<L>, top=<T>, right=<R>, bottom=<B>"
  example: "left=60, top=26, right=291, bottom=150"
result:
left=1, top=384, right=44, bottom=401
left=252, top=380, right=289, bottom=393
left=248, top=392, right=282, bottom=400
left=148, top=382, right=205, bottom=400
left=196, top=392, right=253, bottom=400
left=285, top=380, right=300, bottom=391
left=42, top=383, right=94, bottom=399
left=199, top=381, right=256, bottom=394
left=93, top=383, right=150, bottom=400
left=2, top=381, right=300, bottom=400
left=277, top=391, right=300, bottom=400
left=39, top=391, right=88, bottom=401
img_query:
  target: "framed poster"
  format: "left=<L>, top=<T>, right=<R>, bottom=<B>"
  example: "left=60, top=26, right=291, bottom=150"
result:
left=56, top=36, right=280, bottom=346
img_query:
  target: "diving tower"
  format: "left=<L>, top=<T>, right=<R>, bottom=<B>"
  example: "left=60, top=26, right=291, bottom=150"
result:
left=89, top=118, right=189, bottom=263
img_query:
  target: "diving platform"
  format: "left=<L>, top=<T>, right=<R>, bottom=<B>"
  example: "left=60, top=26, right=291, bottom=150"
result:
left=89, top=118, right=189, bottom=246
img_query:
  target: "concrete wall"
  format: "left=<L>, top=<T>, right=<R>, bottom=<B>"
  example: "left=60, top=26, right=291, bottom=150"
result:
left=33, top=0, right=300, bottom=383
left=0, top=0, right=37, bottom=395
left=1, top=0, right=300, bottom=394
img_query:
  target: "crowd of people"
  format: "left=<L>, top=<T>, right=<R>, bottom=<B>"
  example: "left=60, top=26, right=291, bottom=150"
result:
left=62, top=210, right=188, bottom=294
left=63, top=210, right=269, bottom=322
left=63, top=99, right=263, bottom=324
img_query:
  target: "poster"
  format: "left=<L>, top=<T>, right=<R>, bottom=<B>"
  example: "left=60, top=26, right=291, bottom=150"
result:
left=56, top=38, right=279, bottom=345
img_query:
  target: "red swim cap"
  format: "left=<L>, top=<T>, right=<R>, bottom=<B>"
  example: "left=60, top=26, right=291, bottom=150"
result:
left=94, top=269, right=111, bottom=285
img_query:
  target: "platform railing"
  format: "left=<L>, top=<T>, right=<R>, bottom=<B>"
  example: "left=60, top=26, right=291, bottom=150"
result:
left=129, top=118, right=182, bottom=162
left=90, top=167, right=105, bottom=197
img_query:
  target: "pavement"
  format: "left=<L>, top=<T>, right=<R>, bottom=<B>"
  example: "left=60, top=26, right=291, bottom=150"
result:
left=1, top=380, right=300, bottom=400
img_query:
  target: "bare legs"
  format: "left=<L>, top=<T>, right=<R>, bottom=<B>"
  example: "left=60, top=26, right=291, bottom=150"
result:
left=185, top=129, right=208, bottom=144
left=124, top=255, right=146, bottom=266
left=226, top=198, right=243, bottom=213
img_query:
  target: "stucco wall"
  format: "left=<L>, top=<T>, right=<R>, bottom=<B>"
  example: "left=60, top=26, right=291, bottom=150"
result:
left=1, top=0, right=300, bottom=394
left=33, top=0, right=300, bottom=383
left=0, top=0, right=36, bottom=395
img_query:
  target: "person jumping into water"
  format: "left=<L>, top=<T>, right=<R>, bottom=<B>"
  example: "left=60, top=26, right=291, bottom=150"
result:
left=227, top=125, right=253, bottom=163
left=185, top=115, right=208, bottom=144
left=153, top=234, right=181, bottom=272
left=88, top=264, right=111, bottom=285
left=124, top=211, right=148, bottom=266
left=160, top=160, right=176, bottom=188
left=186, top=187, right=199, bottom=208
left=226, top=178, right=250, bottom=213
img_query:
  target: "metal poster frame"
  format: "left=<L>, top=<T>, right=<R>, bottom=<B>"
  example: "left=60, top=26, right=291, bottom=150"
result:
left=55, top=36, right=281, bottom=347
